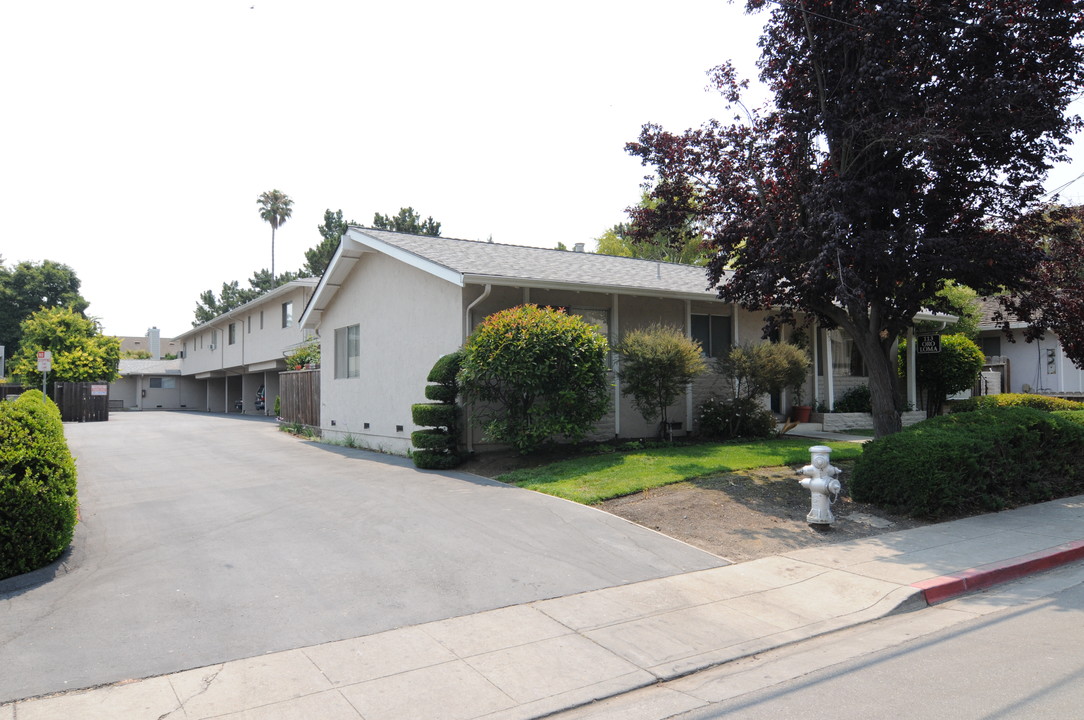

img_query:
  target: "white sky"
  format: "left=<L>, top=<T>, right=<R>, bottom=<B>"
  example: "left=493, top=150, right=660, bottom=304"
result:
left=2, top=1, right=1082, bottom=338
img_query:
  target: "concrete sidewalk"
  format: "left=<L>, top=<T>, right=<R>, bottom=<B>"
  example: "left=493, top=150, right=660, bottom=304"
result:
left=6, top=495, right=1084, bottom=720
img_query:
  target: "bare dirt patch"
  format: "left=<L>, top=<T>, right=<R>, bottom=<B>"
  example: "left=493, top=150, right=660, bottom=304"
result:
left=462, top=454, right=929, bottom=563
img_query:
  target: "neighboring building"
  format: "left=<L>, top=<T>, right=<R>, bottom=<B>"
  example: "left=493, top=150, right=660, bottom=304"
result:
left=111, top=358, right=199, bottom=410
left=171, top=279, right=320, bottom=413
left=118, top=327, right=180, bottom=359
left=976, top=298, right=1084, bottom=396
left=298, top=227, right=941, bottom=454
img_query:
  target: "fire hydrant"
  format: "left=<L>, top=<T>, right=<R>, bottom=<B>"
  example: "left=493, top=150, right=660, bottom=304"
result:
left=797, top=445, right=841, bottom=525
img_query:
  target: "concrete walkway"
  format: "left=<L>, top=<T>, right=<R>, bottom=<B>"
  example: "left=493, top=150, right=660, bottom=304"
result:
left=6, top=494, right=1083, bottom=720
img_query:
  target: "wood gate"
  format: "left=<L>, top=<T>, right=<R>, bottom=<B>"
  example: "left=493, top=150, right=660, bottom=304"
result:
left=53, top=382, right=110, bottom=422
left=279, top=368, right=320, bottom=428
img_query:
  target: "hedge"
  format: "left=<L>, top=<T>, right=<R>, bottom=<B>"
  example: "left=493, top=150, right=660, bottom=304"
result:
left=1, top=390, right=79, bottom=580
left=851, top=406, right=1084, bottom=520
left=411, top=351, right=464, bottom=470
left=951, top=393, right=1084, bottom=413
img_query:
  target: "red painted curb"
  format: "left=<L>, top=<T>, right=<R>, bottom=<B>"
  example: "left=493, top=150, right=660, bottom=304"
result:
left=911, top=539, right=1084, bottom=605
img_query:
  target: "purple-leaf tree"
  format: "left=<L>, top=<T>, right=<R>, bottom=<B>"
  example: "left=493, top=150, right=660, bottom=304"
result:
left=999, top=205, right=1084, bottom=368
left=627, top=0, right=1084, bottom=437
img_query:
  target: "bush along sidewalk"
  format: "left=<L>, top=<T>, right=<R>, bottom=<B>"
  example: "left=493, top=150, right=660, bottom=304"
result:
left=411, top=351, right=464, bottom=469
left=0, top=390, right=79, bottom=580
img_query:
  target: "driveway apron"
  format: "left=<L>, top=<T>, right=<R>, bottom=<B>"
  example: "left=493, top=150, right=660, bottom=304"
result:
left=0, top=412, right=723, bottom=702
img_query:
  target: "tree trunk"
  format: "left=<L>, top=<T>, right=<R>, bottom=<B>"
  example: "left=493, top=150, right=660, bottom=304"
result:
left=853, top=327, right=902, bottom=438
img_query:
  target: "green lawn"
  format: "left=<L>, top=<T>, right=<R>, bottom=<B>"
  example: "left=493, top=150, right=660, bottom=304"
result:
left=498, top=439, right=864, bottom=504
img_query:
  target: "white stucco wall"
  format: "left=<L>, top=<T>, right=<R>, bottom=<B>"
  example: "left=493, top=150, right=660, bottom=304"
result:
left=317, top=253, right=463, bottom=454
left=978, top=330, right=1084, bottom=395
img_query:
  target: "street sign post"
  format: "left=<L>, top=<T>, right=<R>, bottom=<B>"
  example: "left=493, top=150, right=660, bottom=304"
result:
left=36, top=350, right=52, bottom=395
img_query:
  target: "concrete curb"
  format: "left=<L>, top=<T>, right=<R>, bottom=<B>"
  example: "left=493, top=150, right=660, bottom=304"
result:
left=911, top=539, right=1084, bottom=605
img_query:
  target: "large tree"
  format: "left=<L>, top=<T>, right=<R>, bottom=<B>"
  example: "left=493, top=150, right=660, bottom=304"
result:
left=257, top=189, right=294, bottom=288
left=0, top=260, right=88, bottom=358
left=627, top=1, right=1084, bottom=437
left=595, top=189, right=711, bottom=265
left=372, top=207, right=441, bottom=236
left=192, top=268, right=300, bottom=326
left=998, top=205, right=1084, bottom=368
left=11, top=306, right=120, bottom=387
left=303, top=209, right=352, bottom=277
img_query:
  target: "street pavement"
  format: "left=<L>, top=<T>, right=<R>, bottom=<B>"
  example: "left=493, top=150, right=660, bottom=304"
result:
left=0, top=412, right=722, bottom=703
left=4, top=413, right=1084, bottom=719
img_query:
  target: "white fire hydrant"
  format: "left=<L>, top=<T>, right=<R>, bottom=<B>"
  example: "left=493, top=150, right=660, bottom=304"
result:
left=797, top=445, right=841, bottom=525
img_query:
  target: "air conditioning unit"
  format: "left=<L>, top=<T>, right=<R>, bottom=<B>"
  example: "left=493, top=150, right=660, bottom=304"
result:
left=209, top=344, right=216, bottom=351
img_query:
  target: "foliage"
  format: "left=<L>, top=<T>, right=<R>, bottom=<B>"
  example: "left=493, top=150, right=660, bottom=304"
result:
left=899, top=334, right=984, bottom=417
left=121, top=349, right=152, bottom=359
left=284, top=337, right=320, bottom=369
left=997, top=205, right=1084, bottom=368
left=951, top=393, right=1084, bottom=414
left=0, top=391, right=78, bottom=580
left=458, top=305, right=610, bottom=453
left=273, top=395, right=280, bottom=416
left=627, top=2, right=1084, bottom=438
left=372, top=207, right=441, bottom=236
left=696, top=395, right=776, bottom=440
left=851, top=407, right=1084, bottom=520
left=833, top=385, right=873, bottom=414
left=915, top=282, right=982, bottom=340
left=595, top=189, right=711, bottom=265
left=616, top=324, right=707, bottom=436
left=257, top=189, right=294, bottom=288
left=499, top=437, right=862, bottom=505
left=716, top=342, right=809, bottom=402
left=411, top=351, right=464, bottom=469
left=11, top=306, right=120, bottom=387
left=1053, top=410, right=1084, bottom=428
left=304, top=209, right=352, bottom=277
left=0, top=259, right=88, bottom=357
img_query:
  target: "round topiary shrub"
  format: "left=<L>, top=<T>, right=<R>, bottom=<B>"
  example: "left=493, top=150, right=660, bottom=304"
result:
left=851, top=406, right=1084, bottom=520
left=0, top=390, right=79, bottom=580
left=458, top=305, right=610, bottom=454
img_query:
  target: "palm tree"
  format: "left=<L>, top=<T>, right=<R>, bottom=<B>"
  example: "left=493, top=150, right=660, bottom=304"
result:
left=257, top=189, right=294, bottom=288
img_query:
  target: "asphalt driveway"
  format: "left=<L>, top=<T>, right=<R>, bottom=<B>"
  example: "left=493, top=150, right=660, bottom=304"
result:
left=0, top=412, right=724, bottom=702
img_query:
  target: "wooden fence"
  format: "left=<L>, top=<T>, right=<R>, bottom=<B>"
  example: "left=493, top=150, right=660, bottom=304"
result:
left=0, top=385, right=24, bottom=401
left=53, top=382, right=110, bottom=422
left=279, top=368, right=320, bottom=428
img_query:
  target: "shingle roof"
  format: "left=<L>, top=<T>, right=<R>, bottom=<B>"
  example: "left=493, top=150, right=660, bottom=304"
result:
left=355, top=228, right=725, bottom=297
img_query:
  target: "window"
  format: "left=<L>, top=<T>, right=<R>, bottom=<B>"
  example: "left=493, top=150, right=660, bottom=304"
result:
left=260, top=310, right=264, bottom=330
left=228, top=323, right=237, bottom=345
left=334, top=325, right=360, bottom=378
left=247, top=315, right=251, bottom=334
left=980, top=336, right=1001, bottom=358
left=210, top=330, right=218, bottom=349
left=282, top=301, right=293, bottom=328
left=829, top=333, right=866, bottom=377
left=149, top=377, right=176, bottom=389
left=690, top=314, right=732, bottom=358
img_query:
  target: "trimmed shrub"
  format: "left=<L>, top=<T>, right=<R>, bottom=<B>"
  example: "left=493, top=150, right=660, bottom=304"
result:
left=833, top=385, right=872, bottom=413
left=1, top=390, right=79, bottom=580
left=616, top=324, right=707, bottom=438
left=951, top=393, right=1084, bottom=413
left=697, top=395, right=777, bottom=440
left=851, top=406, right=1084, bottom=520
left=899, top=333, right=984, bottom=417
left=716, top=342, right=810, bottom=401
left=459, top=305, right=610, bottom=453
left=1052, top=410, right=1084, bottom=428
left=411, top=351, right=464, bottom=469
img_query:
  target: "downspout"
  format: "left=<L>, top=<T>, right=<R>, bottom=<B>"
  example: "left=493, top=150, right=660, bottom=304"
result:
left=612, top=293, right=620, bottom=438
left=464, top=284, right=492, bottom=453
left=825, top=329, right=835, bottom=410
left=685, top=299, right=693, bottom=434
